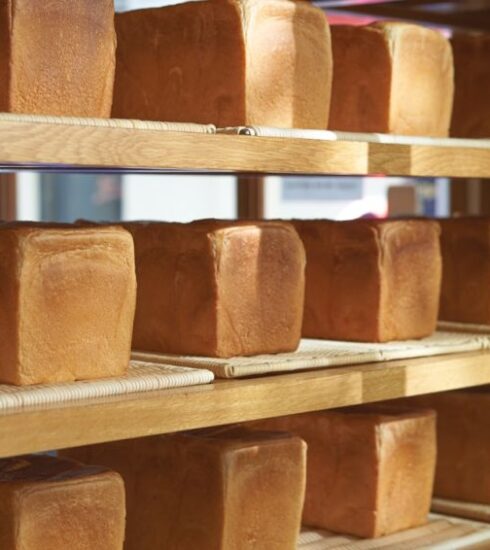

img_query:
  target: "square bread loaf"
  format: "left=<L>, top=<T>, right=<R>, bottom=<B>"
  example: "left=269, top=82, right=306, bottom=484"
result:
left=406, top=389, right=490, bottom=504
left=451, top=32, right=490, bottom=138
left=62, top=429, right=307, bottom=550
left=439, top=218, right=490, bottom=324
left=112, top=0, right=332, bottom=129
left=0, top=224, right=136, bottom=385
left=0, top=455, right=125, bottom=550
left=329, top=22, right=454, bottom=136
left=293, top=219, right=442, bottom=342
left=125, top=220, right=305, bottom=357
left=0, top=0, right=116, bottom=116
left=250, top=406, right=436, bottom=538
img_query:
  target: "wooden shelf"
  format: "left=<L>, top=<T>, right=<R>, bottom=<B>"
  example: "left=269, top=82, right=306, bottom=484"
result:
left=1, top=115, right=490, bottom=177
left=1, top=350, right=490, bottom=459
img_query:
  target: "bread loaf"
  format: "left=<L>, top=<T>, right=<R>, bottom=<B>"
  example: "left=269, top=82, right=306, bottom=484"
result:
left=0, top=223, right=136, bottom=385
left=0, top=454, right=125, bottom=550
left=439, top=217, right=490, bottom=324
left=113, top=0, right=332, bottom=128
left=125, top=220, right=305, bottom=357
left=451, top=32, right=490, bottom=138
left=405, top=389, right=490, bottom=504
left=250, top=406, right=436, bottom=538
left=0, top=0, right=116, bottom=116
left=62, top=429, right=307, bottom=550
left=293, top=219, right=442, bottom=342
left=329, top=22, right=454, bottom=136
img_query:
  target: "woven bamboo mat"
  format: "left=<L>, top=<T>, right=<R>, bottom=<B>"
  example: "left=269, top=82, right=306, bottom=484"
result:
left=218, top=126, right=490, bottom=148
left=132, top=331, right=490, bottom=379
left=298, top=515, right=490, bottom=549
left=433, top=498, right=490, bottom=524
left=0, top=113, right=216, bottom=133
left=0, top=361, right=214, bottom=412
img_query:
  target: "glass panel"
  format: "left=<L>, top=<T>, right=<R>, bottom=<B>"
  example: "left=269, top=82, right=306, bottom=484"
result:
left=16, top=173, right=237, bottom=223
left=264, top=176, right=450, bottom=220
left=115, top=0, right=188, bottom=11
left=121, top=175, right=237, bottom=221
left=40, top=174, right=122, bottom=223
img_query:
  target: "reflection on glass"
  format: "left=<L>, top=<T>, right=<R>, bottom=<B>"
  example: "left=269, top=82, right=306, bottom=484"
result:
left=40, top=174, right=122, bottom=222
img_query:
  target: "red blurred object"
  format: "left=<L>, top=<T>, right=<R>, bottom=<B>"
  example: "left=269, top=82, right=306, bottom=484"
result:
left=326, top=12, right=377, bottom=25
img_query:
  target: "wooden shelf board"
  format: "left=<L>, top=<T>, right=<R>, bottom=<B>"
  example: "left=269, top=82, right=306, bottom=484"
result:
left=1, top=117, right=490, bottom=177
left=0, top=118, right=368, bottom=175
left=369, top=142, right=490, bottom=178
left=1, top=350, right=490, bottom=459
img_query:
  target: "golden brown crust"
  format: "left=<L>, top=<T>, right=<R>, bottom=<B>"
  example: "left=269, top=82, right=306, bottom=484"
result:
left=386, top=23, right=454, bottom=137
left=451, top=33, right=490, bottom=138
left=0, top=454, right=125, bottom=550
left=113, top=0, right=332, bottom=129
left=294, top=219, right=441, bottom=342
left=0, top=224, right=136, bottom=385
left=125, top=221, right=218, bottom=356
left=439, top=218, right=490, bottom=324
left=329, top=22, right=454, bottom=136
left=0, top=2, right=11, bottom=112
left=377, top=221, right=442, bottom=341
left=113, top=1, right=246, bottom=126
left=294, top=219, right=382, bottom=341
left=62, top=429, right=306, bottom=550
left=0, top=0, right=116, bottom=116
left=406, top=390, right=490, bottom=504
left=244, top=0, right=332, bottom=128
left=330, top=25, right=392, bottom=133
left=126, top=220, right=305, bottom=357
left=250, top=406, right=436, bottom=538
left=376, top=413, right=436, bottom=536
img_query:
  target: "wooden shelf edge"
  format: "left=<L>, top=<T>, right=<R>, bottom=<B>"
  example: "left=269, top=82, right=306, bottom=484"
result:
left=369, top=143, right=490, bottom=179
left=0, top=117, right=490, bottom=177
left=1, top=350, right=489, bottom=458
left=0, top=118, right=368, bottom=175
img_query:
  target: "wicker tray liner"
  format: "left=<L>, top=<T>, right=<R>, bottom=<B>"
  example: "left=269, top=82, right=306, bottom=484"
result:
left=218, top=126, right=490, bottom=148
left=132, top=331, right=490, bottom=379
left=432, top=498, right=490, bottom=525
left=438, top=321, right=490, bottom=334
left=0, top=361, right=214, bottom=412
left=0, top=112, right=216, bottom=133
left=298, top=514, right=490, bottom=549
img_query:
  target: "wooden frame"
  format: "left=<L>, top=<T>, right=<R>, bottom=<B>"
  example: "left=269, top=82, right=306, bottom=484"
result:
left=0, top=173, right=16, bottom=221
left=237, top=175, right=265, bottom=219
left=1, top=118, right=490, bottom=177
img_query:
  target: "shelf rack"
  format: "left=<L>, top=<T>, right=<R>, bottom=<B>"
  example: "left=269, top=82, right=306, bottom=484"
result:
left=2, top=350, right=490, bottom=459
left=0, top=5, right=488, bottom=548
left=1, top=115, right=490, bottom=177
left=0, top=115, right=490, bottom=460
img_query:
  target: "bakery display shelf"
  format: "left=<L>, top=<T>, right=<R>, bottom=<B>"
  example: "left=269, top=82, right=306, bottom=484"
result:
left=1, top=349, right=490, bottom=459
left=132, top=331, right=490, bottom=379
left=1, top=114, right=490, bottom=177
